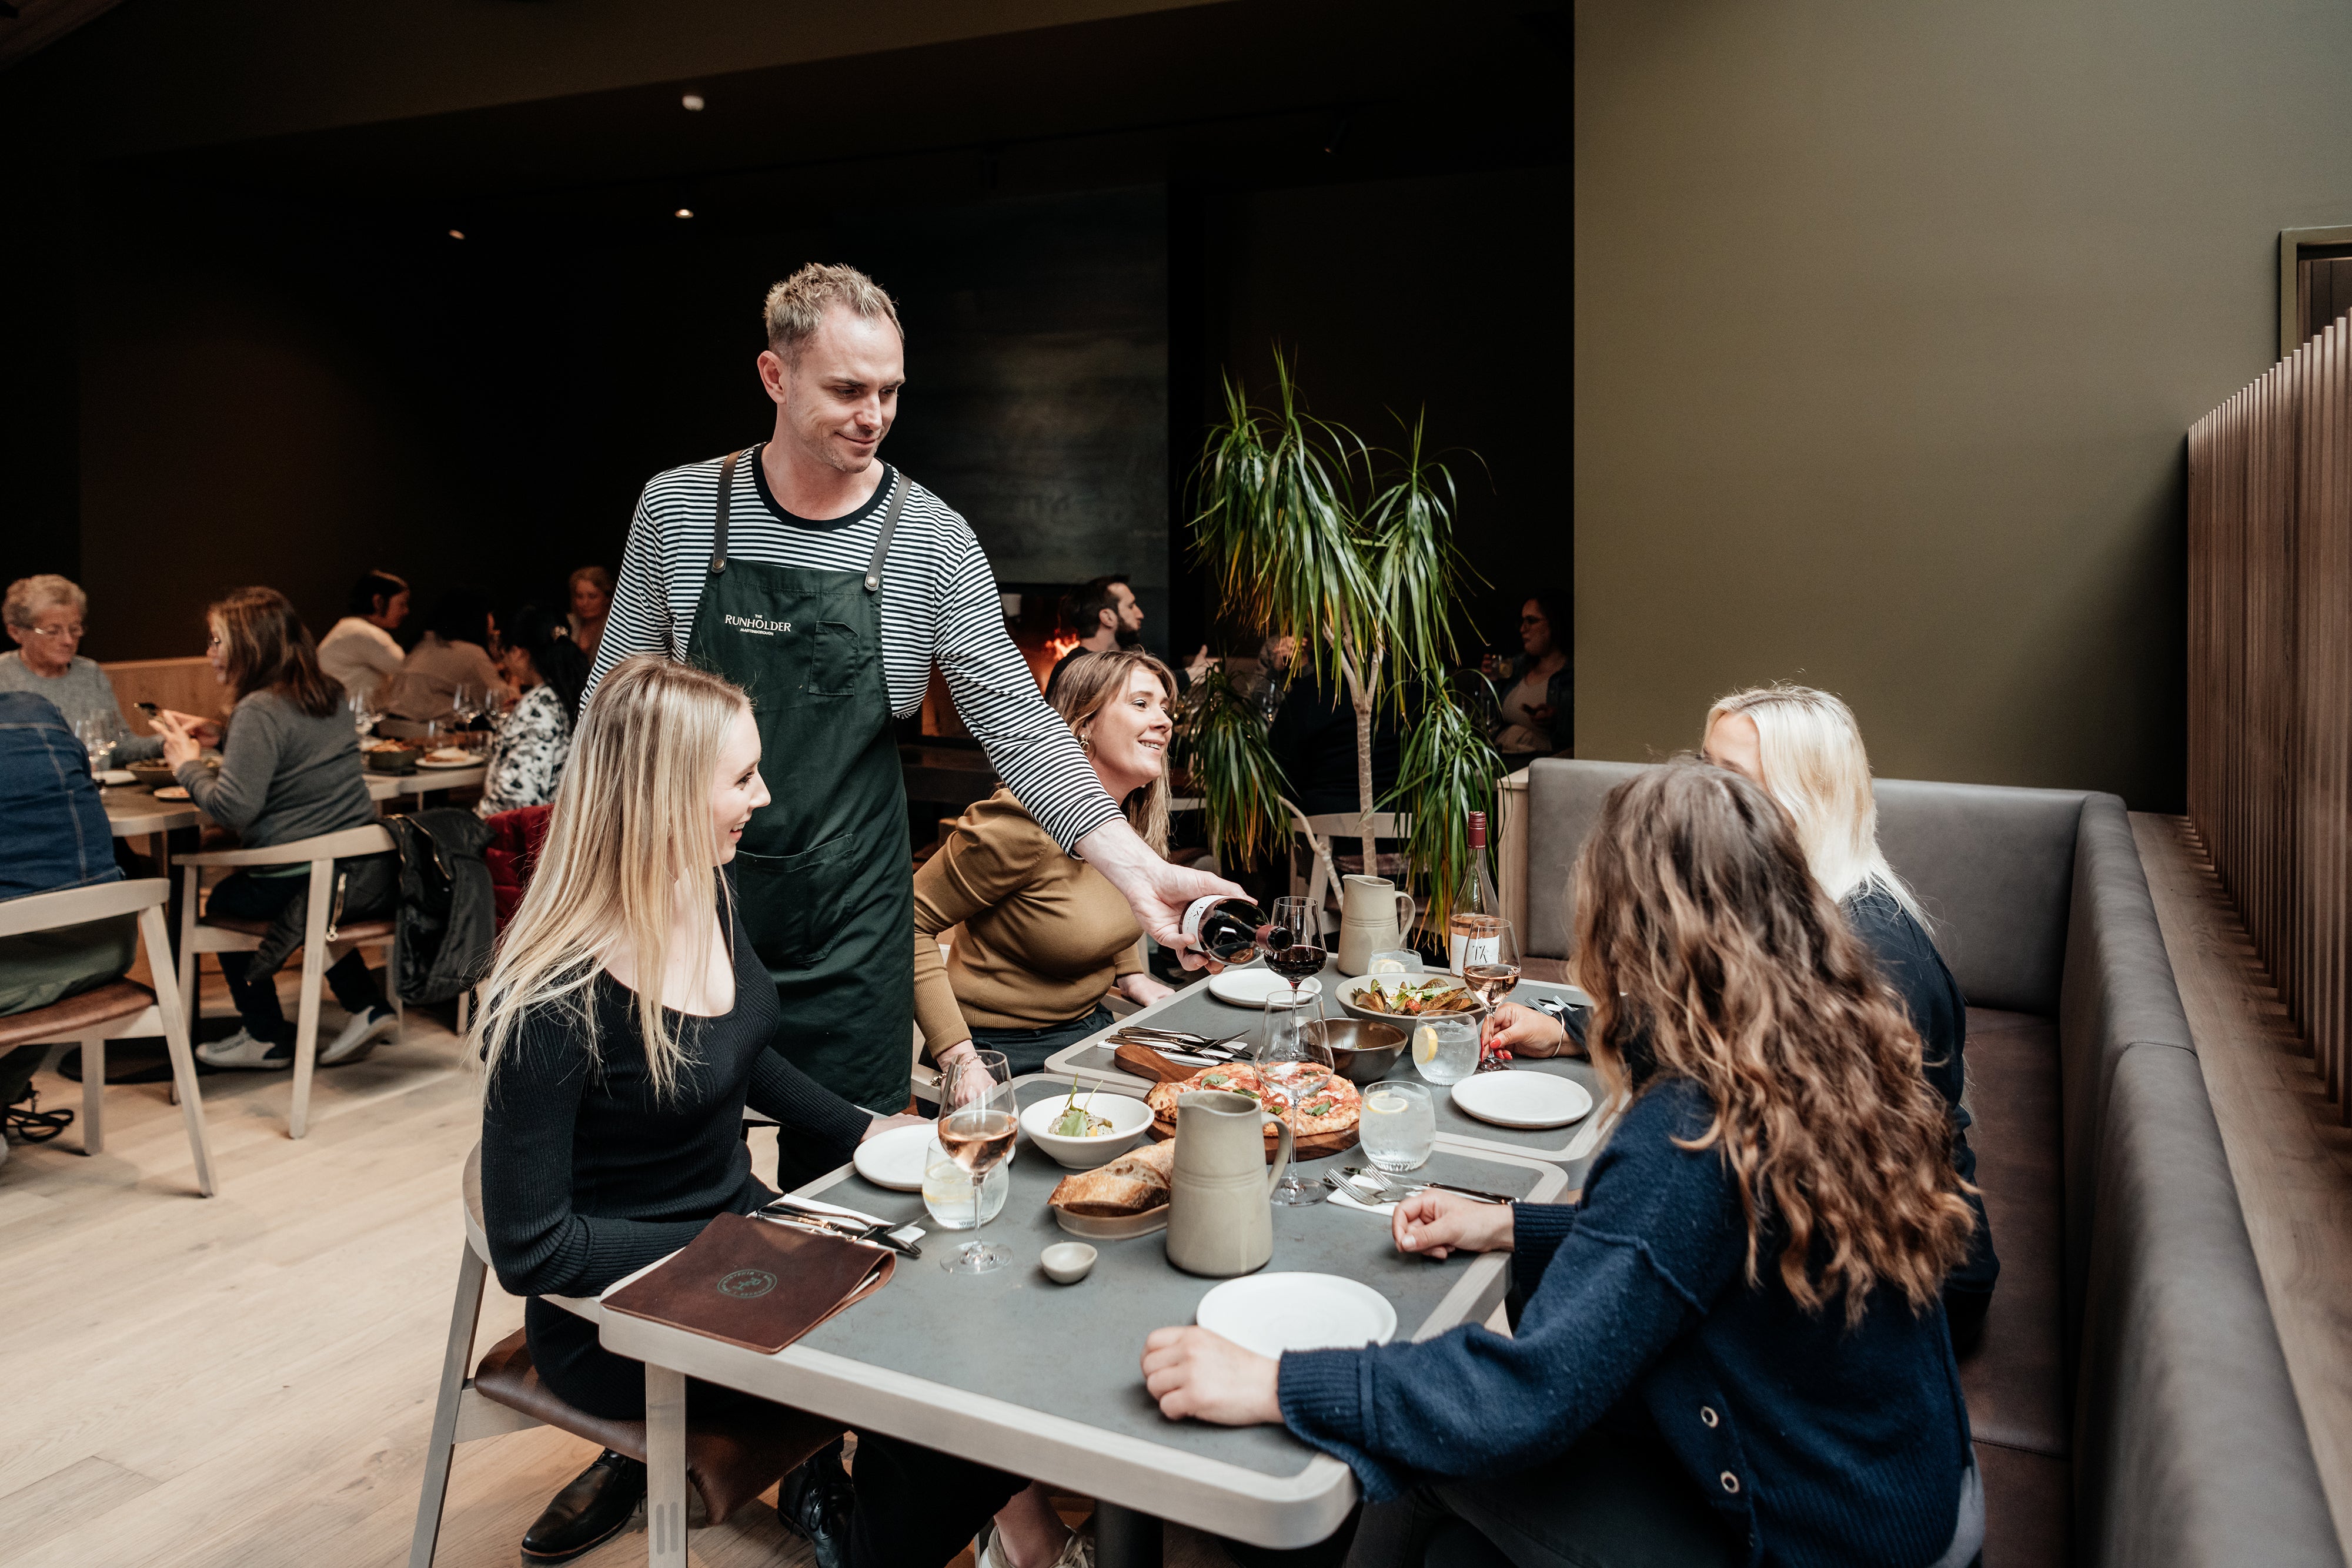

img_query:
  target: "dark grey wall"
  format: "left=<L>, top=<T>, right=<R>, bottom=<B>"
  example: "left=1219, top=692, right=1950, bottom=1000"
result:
left=66, top=185, right=1167, bottom=661
left=1575, top=0, right=2352, bottom=810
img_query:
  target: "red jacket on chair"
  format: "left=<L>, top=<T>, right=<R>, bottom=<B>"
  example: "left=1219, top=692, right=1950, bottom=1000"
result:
left=482, top=805, right=553, bottom=932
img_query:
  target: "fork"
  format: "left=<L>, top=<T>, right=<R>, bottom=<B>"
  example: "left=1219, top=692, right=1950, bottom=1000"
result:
left=1345, top=1165, right=1515, bottom=1206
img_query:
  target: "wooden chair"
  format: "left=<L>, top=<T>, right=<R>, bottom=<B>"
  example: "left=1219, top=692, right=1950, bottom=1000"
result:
left=176, top=824, right=400, bottom=1139
left=409, top=1146, right=841, bottom=1567
left=1282, top=800, right=1412, bottom=938
left=0, top=878, right=215, bottom=1195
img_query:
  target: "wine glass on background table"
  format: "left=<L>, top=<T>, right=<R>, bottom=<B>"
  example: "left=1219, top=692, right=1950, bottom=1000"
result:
left=1255, top=995, right=1335, bottom=1207
left=1265, top=895, right=1325, bottom=1012
left=1461, top=918, right=1521, bottom=1012
left=936, top=1049, right=1018, bottom=1274
left=72, top=716, right=113, bottom=778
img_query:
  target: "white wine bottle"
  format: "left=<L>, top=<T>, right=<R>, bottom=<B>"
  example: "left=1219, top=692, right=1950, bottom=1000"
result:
left=1447, top=811, right=1502, bottom=975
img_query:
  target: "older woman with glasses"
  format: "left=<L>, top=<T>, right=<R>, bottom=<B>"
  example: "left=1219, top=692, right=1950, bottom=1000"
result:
left=0, top=574, right=166, bottom=764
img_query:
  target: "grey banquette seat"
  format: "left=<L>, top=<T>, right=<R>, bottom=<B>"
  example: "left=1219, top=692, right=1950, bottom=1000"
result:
left=1512, top=759, right=2340, bottom=1568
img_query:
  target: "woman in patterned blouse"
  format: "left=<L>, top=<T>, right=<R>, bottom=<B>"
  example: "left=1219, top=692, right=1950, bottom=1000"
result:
left=477, top=604, right=590, bottom=818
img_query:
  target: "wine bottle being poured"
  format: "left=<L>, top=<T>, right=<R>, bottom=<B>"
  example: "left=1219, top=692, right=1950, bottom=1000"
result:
left=1180, top=895, right=1277, bottom=965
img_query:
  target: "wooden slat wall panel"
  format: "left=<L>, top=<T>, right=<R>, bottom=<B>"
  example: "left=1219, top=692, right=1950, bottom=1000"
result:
left=2189, top=326, right=2352, bottom=1118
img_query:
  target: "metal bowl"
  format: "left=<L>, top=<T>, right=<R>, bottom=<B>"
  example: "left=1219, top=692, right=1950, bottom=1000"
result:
left=1302, top=1018, right=1408, bottom=1085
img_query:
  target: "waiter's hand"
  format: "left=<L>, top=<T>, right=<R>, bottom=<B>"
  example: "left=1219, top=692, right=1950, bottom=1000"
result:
left=1075, top=819, right=1245, bottom=969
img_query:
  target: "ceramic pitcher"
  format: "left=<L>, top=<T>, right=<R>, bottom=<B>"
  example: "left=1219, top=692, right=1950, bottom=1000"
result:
left=1165, top=1089, right=1293, bottom=1278
left=1336, top=874, right=1418, bottom=975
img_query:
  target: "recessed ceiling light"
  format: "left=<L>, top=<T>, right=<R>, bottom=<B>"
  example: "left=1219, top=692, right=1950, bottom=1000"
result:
left=674, top=208, right=694, bottom=219
left=681, top=93, right=705, bottom=112
left=447, top=229, right=465, bottom=240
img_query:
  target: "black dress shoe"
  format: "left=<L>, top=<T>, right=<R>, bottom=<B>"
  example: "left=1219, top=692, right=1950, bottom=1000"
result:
left=777, top=1440, right=854, bottom=1568
left=522, top=1449, right=647, bottom=1563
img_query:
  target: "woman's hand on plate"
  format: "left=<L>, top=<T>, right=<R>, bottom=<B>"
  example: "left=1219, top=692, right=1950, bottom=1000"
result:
left=860, top=1112, right=930, bottom=1143
left=1392, top=1189, right=1515, bottom=1260
left=1141, top=1326, right=1281, bottom=1425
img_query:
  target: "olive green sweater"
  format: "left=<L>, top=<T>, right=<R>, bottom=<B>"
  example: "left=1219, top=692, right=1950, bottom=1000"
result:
left=913, top=787, right=1144, bottom=1049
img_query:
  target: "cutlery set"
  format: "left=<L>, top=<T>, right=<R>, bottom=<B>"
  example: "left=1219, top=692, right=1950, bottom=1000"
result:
left=1110, top=1025, right=1250, bottom=1066
left=1324, top=1165, right=1516, bottom=1206
left=760, top=1195, right=925, bottom=1258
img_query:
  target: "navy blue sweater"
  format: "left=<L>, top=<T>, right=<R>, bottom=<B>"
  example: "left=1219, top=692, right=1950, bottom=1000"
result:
left=1278, top=1077, right=1972, bottom=1568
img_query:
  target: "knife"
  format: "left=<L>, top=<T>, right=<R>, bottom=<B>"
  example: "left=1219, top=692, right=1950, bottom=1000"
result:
left=760, top=1201, right=925, bottom=1258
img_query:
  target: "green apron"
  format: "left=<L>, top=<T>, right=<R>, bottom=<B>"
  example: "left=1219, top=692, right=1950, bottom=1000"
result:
left=686, top=447, right=914, bottom=1113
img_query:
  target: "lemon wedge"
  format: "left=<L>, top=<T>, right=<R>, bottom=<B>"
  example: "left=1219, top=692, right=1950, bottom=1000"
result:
left=1366, top=1091, right=1409, bottom=1115
left=1413, top=1024, right=1440, bottom=1065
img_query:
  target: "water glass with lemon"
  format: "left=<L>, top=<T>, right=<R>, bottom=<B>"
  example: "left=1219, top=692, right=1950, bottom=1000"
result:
left=1359, top=1081, right=1435, bottom=1171
left=1411, top=1016, right=1480, bottom=1086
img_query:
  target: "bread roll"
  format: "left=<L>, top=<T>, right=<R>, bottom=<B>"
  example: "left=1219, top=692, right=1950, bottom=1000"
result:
left=1049, top=1141, right=1174, bottom=1216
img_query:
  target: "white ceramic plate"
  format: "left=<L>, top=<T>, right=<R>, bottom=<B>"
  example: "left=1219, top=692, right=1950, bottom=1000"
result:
left=1449, top=1070, right=1593, bottom=1129
left=1207, top=969, right=1324, bottom=1008
left=153, top=785, right=192, bottom=801
left=851, top=1122, right=939, bottom=1191
left=1197, top=1272, right=1398, bottom=1359
left=1332, top=972, right=1479, bottom=1025
left=416, top=755, right=482, bottom=770
left=99, top=768, right=135, bottom=785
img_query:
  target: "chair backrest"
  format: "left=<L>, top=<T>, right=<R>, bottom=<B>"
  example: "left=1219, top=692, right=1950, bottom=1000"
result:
left=179, top=823, right=396, bottom=869
left=0, top=877, right=168, bottom=940
left=1518, top=759, right=2089, bottom=1014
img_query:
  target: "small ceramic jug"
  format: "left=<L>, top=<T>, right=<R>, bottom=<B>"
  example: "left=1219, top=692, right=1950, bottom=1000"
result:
left=1165, top=1090, right=1293, bottom=1278
left=1336, top=874, right=1418, bottom=975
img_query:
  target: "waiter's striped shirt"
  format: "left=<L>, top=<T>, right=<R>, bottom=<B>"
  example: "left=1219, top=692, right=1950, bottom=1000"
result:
left=586, top=449, right=1121, bottom=852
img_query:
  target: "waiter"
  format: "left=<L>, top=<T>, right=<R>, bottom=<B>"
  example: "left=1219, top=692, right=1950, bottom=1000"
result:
left=586, top=263, right=1237, bottom=1114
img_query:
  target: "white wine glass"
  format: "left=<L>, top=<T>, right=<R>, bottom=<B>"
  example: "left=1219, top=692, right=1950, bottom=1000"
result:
left=937, top=1049, right=1017, bottom=1274
left=1255, top=995, right=1334, bottom=1207
left=72, top=716, right=113, bottom=777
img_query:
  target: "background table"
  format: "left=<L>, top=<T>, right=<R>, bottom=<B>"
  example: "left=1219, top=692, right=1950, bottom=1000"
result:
left=366, top=762, right=485, bottom=801
left=598, top=1073, right=1569, bottom=1568
left=1046, top=962, right=1616, bottom=1171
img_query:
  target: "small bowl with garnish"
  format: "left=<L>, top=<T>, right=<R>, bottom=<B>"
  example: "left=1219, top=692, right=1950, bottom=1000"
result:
left=1020, top=1084, right=1156, bottom=1170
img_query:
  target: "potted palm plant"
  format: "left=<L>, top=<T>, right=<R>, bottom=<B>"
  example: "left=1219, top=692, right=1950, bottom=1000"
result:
left=1187, top=354, right=1504, bottom=945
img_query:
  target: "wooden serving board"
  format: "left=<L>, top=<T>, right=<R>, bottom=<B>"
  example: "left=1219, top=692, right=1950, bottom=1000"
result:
left=1120, top=1045, right=1359, bottom=1161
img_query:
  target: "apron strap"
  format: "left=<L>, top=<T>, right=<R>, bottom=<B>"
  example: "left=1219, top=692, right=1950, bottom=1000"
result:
left=710, top=449, right=741, bottom=576
left=864, top=470, right=908, bottom=594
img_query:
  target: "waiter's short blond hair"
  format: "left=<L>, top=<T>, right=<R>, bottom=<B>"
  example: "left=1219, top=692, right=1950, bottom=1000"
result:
left=764, top=263, right=903, bottom=365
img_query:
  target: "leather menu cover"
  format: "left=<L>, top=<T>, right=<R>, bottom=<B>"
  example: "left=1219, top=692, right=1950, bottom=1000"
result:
left=602, top=1212, right=894, bottom=1355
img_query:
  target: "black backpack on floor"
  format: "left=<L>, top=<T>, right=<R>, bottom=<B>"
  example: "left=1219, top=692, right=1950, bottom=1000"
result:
left=385, top=809, right=496, bottom=1006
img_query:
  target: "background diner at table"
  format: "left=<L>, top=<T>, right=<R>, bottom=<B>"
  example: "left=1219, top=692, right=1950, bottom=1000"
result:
left=153, top=586, right=401, bottom=1072
left=0, top=573, right=165, bottom=766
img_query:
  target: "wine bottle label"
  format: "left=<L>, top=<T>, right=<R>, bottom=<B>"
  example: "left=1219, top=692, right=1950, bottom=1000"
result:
left=1450, top=933, right=1500, bottom=975
left=1180, top=895, right=1224, bottom=940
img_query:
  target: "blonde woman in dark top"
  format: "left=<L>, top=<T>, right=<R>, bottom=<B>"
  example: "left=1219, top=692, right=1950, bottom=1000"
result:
left=474, top=655, right=968, bottom=1564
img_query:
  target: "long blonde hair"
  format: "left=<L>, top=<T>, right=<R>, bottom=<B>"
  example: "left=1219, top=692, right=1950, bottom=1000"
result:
left=1051, top=649, right=1175, bottom=853
left=1703, top=683, right=1925, bottom=925
left=1572, top=761, right=1975, bottom=1325
left=476, top=656, right=750, bottom=1101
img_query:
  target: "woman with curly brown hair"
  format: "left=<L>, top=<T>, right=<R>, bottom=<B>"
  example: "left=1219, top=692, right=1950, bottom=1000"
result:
left=1141, top=759, right=1984, bottom=1568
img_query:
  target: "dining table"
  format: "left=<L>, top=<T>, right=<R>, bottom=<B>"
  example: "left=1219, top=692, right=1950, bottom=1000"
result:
left=596, top=1072, right=1572, bottom=1568
left=1046, top=959, right=1619, bottom=1171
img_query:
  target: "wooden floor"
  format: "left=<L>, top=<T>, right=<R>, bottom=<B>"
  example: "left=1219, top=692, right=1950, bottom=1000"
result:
left=0, top=967, right=1240, bottom=1568
left=2134, top=814, right=2352, bottom=1564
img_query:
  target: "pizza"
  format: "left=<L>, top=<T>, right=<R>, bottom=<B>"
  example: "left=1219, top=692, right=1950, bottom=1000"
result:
left=1145, top=1063, right=1362, bottom=1138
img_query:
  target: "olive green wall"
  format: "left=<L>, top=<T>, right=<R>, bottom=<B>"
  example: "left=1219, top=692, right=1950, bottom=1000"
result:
left=1575, top=1, right=2352, bottom=810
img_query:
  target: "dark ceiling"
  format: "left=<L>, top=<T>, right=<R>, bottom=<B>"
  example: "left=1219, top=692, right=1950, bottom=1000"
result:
left=95, top=1, right=1566, bottom=236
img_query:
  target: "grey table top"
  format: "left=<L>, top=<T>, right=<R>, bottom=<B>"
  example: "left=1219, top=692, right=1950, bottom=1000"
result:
left=595, top=1072, right=1568, bottom=1547
left=1045, top=961, right=1617, bottom=1175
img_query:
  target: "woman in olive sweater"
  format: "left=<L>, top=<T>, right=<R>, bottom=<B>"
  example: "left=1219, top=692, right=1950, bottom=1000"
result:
left=1142, top=761, right=1984, bottom=1568
left=914, top=649, right=1177, bottom=1082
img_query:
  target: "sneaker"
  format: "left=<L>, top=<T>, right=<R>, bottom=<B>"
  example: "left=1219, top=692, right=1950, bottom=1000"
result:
left=320, top=1004, right=399, bottom=1066
left=196, top=1029, right=294, bottom=1071
left=978, top=1523, right=1094, bottom=1568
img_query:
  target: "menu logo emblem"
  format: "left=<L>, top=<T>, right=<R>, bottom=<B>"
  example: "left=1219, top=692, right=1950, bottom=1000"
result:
left=724, top=614, right=792, bottom=637
left=716, top=1268, right=777, bottom=1299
